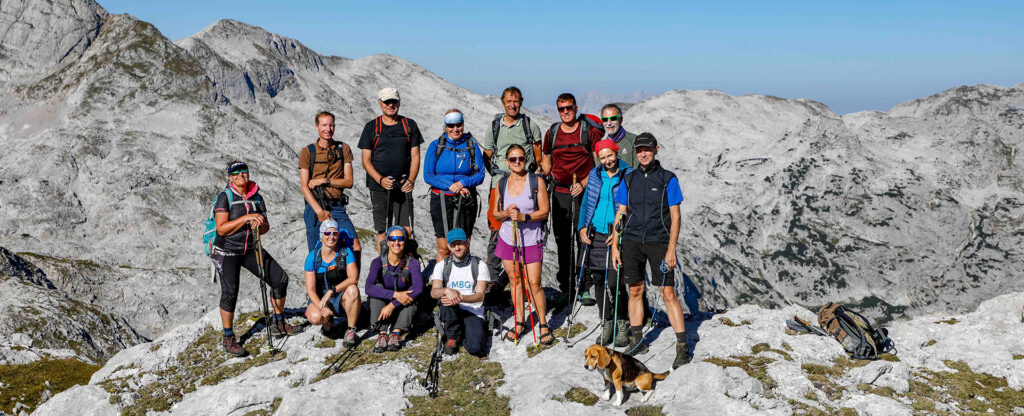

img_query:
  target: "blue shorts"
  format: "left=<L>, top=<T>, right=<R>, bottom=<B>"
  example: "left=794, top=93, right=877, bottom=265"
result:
left=307, top=290, right=343, bottom=315
left=305, top=202, right=357, bottom=251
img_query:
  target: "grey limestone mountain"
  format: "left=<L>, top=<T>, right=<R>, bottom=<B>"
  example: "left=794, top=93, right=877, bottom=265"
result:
left=0, top=0, right=1022, bottom=399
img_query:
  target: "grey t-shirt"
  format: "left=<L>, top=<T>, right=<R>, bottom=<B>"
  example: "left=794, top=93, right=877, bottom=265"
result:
left=482, top=115, right=543, bottom=188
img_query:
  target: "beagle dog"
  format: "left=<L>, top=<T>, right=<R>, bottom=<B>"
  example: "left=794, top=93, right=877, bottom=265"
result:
left=584, top=344, right=669, bottom=406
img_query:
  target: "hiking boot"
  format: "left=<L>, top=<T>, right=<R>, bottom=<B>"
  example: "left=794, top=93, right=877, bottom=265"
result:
left=222, top=335, right=247, bottom=357
left=613, top=320, right=630, bottom=348
left=444, top=339, right=458, bottom=355
left=386, top=332, right=402, bottom=352
left=578, top=291, right=597, bottom=307
left=624, top=332, right=648, bottom=355
left=673, top=342, right=691, bottom=369
left=596, top=320, right=614, bottom=346
left=374, top=333, right=388, bottom=353
left=342, top=328, right=359, bottom=349
left=269, top=318, right=298, bottom=337
left=320, top=318, right=335, bottom=337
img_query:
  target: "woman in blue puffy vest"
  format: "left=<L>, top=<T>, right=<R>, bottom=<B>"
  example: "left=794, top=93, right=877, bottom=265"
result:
left=423, top=109, right=486, bottom=262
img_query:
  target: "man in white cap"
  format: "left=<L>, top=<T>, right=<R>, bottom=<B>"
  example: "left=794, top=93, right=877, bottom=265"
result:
left=358, top=87, right=424, bottom=252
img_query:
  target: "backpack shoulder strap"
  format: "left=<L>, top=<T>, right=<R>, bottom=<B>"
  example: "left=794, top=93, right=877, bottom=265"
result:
left=372, top=116, right=383, bottom=149
left=435, top=134, right=447, bottom=159
left=497, top=172, right=510, bottom=209
left=400, top=116, right=411, bottom=143
left=470, top=256, right=480, bottom=287
left=307, top=144, right=318, bottom=174
left=491, top=113, right=503, bottom=150
left=528, top=173, right=539, bottom=211
left=579, top=117, right=592, bottom=150
left=441, top=257, right=453, bottom=286
left=522, top=115, right=535, bottom=144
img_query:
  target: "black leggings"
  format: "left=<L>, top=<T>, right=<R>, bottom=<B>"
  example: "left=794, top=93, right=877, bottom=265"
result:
left=214, top=249, right=289, bottom=313
left=589, top=270, right=628, bottom=320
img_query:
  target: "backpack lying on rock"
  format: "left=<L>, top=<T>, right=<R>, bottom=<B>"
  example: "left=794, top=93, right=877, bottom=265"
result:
left=816, top=302, right=897, bottom=360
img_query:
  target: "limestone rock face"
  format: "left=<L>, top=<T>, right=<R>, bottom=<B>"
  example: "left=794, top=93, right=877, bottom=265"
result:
left=0, top=0, right=107, bottom=82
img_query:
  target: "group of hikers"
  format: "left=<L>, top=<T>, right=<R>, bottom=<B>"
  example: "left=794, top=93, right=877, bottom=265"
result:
left=207, top=86, right=693, bottom=369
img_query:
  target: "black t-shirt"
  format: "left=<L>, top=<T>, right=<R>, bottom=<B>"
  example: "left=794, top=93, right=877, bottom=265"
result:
left=357, top=116, right=424, bottom=191
left=212, top=185, right=266, bottom=254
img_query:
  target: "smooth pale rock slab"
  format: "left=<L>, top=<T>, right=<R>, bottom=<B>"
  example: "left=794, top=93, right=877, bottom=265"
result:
left=31, top=384, right=116, bottom=416
left=840, top=394, right=911, bottom=416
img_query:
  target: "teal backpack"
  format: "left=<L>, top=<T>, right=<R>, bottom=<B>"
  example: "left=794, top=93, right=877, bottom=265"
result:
left=203, top=189, right=231, bottom=256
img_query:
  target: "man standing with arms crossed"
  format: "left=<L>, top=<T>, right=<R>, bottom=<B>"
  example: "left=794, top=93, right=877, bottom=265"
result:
left=599, top=104, right=639, bottom=169
left=542, top=93, right=603, bottom=305
left=481, top=86, right=543, bottom=296
left=611, top=133, right=691, bottom=369
left=358, top=88, right=424, bottom=252
left=299, top=111, right=362, bottom=263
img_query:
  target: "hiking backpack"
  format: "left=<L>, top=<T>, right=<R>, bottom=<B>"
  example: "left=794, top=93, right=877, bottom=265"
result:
left=490, top=113, right=539, bottom=174
left=434, top=134, right=479, bottom=172
left=306, top=142, right=348, bottom=205
left=817, top=302, right=896, bottom=360
left=496, top=172, right=540, bottom=212
left=440, top=256, right=481, bottom=290
left=546, top=114, right=604, bottom=154
left=372, top=115, right=412, bottom=150
left=203, top=189, right=231, bottom=256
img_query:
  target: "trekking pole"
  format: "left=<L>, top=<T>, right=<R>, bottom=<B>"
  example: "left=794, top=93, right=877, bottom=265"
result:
left=508, top=219, right=523, bottom=345
left=422, top=311, right=444, bottom=398
left=252, top=223, right=278, bottom=353
left=569, top=173, right=578, bottom=303
left=401, top=174, right=414, bottom=239
left=440, top=190, right=450, bottom=235
left=513, top=220, right=538, bottom=346
left=599, top=245, right=611, bottom=342
left=453, top=193, right=463, bottom=230
left=563, top=241, right=590, bottom=343
left=612, top=214, right=624, bottom=348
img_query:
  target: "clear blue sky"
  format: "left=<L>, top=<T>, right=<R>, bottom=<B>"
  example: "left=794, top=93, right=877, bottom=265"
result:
left=100, top=1, right=1023, bottom=114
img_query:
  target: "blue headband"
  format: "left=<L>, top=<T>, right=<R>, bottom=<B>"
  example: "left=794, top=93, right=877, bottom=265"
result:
left=386, top=226, right=406, bottom=238
left=444, top=112, right=463, bottom=125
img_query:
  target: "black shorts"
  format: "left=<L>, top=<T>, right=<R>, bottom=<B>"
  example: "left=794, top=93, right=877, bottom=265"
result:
left=620, top=240, right=674, bottom=287
left=429, top=190, right=479, bottom=238
left=370, top=189, right=412, bottom=233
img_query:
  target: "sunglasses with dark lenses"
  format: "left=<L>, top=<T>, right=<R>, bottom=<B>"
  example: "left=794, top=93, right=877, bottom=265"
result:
left=229, top=169, right=249, bottom=175
left=507, top=156, right=526, bottom=164
left=445, top=123, right=464, bottom=128
left=557, top=105, right=575, bottom=112
left=382, top=100, right=399, bottom=106
left=323, top=231, right=340, bottom=237
left=387, top=236, right=405, bottom=242
left=601, top=115, right=622, bottom=122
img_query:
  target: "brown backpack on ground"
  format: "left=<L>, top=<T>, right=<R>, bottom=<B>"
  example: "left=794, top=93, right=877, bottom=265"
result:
left=816, top=302, right=896, bottom=360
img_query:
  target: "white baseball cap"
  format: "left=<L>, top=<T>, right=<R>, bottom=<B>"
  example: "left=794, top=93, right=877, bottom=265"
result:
left=378, top=87, right=400, bottom=102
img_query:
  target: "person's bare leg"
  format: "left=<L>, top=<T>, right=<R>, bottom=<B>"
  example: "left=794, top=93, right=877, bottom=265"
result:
left=342, top=286, right=361, bottom=328
left=628, top=283, right=645, bottom=327
left=436, top=237, right=450, bottom=263
left=503, top=259, right=524, bottom=335
left=526, top=262, right=547, bottom=327
left=220, top=309, right=234, bottom=330
left=660, top=286, right=686, bottom=333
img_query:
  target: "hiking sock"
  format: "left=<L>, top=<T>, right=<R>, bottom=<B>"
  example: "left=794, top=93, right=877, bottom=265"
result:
left=631, top=326, right=643, bottom=338
left=273, top=313, right=284, bottom=323
left=676, top=332, right=686, bottom=343
left=223, top=327, right=234, bottom=338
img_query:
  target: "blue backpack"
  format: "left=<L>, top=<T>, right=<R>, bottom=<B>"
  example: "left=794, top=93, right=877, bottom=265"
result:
left=203, top=190, right=231, bottom=256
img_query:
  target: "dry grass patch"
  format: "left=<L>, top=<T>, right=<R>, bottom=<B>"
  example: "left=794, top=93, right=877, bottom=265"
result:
left=0, top=357, right=101, bottom=414
left=525, top=323, right=586, bottom=358
left=562, top=386, right=598, bottom=406
left=405, top=354, right=509, bottom=415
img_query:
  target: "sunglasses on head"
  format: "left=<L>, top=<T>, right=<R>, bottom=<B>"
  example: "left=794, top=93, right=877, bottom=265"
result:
left=507, top=156, right=526, bottom=164
left=229, top=168, right=249, bottom=175
left=557, top=105, right=575, bottom=112
left=445, top=123, right=464, bottom=128
left=323, top=231, right=340, bottom=237
left=387, top=236, right=405, bottom=242
left=601, top=115, right=622, bottom=122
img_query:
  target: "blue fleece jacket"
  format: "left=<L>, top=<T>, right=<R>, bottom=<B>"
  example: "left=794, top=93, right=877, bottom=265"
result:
left=577, top=160, right=632, bottom=233
left=423, top=133, right=485, bottom=192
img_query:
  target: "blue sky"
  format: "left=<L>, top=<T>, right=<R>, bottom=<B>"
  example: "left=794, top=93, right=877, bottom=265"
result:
left=100, top=1, right=1022, bottom=114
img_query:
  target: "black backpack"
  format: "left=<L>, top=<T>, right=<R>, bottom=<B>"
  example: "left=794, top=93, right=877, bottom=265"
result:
left=496, top=172, right=540, bottom=211
left=546, top=114, right=604, bottom=154
left=490, top=113, right=537, bottom=174
left=434, top=133, right=478, bottom=172
left=372, top=115, right=412, bottom=150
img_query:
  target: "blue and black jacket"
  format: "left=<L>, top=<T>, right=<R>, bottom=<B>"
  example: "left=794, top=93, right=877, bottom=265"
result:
left=423, top=133, right=485, bottom=193
left=577, top=160, right=633, bottom=233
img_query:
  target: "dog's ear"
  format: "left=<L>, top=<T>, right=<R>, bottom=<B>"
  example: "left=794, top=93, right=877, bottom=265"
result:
left=598, top=347, right=612, bottom=368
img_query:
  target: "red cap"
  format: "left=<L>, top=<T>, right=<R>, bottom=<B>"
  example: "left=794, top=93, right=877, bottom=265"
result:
left=594, top=139, right=620, bottom=155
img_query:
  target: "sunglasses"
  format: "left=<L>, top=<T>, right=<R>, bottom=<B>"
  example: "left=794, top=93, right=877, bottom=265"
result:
left=601, top=115, right=622, bottom=122
left=446, top=123, right=464, bottom=128
left=229, top=169, right=249, bottom=175
left=323, top=231, right=340, bottom=237
left=557, top=105, right=575, bottom=113
left=382, top=99, right=399, bottom=106
left=507, top=156, right=526, bottom=164
left=387, top=236, right=405, bottom=242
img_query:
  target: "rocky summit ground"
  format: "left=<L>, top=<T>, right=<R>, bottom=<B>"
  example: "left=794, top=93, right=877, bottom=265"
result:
left=22, top=291, right=1024, bottom=416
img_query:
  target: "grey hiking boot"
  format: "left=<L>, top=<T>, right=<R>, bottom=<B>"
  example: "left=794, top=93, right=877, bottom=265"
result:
left=596, top=320, right=614, bottom=346
left=386, top=332, right=402, bottom=352
left=613, top=320, right=630, bottom=348
left=342, top=328, right=359, bottom=349
left=673, top=342, right=691, bottom=369
left=373, top=332, right=388, bottom=353
left=222, top=335, right=247, bottom=357
left=269, top=318, right=298, bottom=338
left=624, top=331, right=648, bottom=355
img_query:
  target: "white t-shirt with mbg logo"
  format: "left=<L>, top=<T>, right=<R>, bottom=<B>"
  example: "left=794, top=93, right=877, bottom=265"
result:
left=429, top=258, right=490, bottom=317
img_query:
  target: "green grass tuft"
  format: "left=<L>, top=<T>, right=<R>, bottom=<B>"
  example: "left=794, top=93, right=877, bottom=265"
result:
left=563, top=386, right=598, bottom=406
left=405, top=354, right=509, bottom=415
left=0, top=357, right=101, bottom=414
left=242, top=397, right=281, bottom=416
left=934, top=318, right=960, bottom=325
left=625, top=405, right=665, bottom=416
